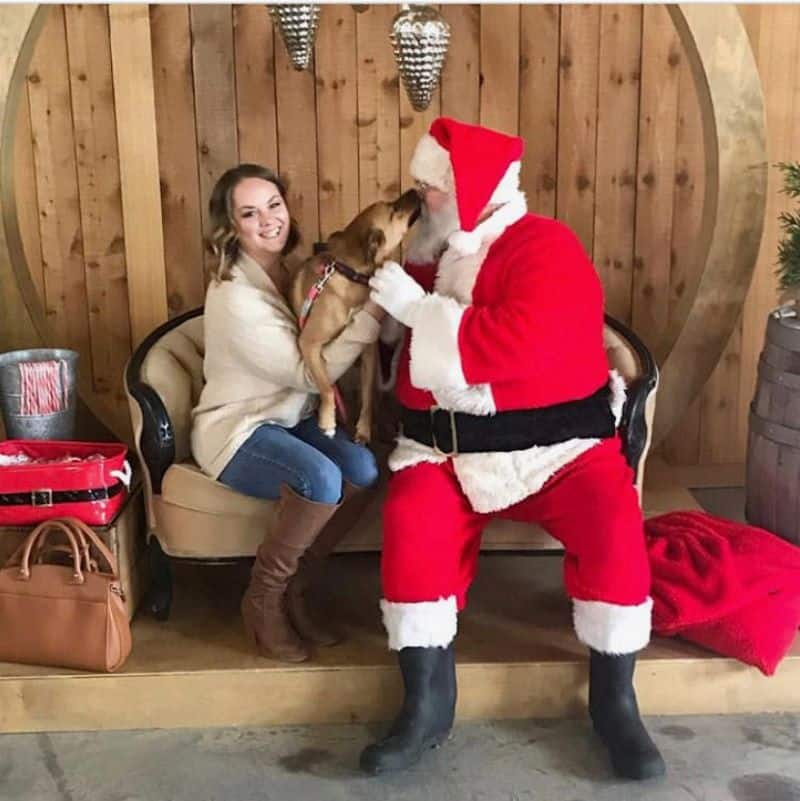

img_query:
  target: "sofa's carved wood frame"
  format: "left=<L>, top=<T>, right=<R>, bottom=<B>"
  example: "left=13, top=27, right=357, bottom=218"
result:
left=0, top=5, right=767, bottom=445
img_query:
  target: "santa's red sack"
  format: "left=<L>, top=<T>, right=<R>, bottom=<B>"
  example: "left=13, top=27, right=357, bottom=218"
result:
left=646, top=510, right=800, bottom=676
left=0, top=440, right=131, bottom=526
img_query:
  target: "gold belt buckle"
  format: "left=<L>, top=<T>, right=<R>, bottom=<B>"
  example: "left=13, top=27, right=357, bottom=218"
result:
left=430, top=406, right=458, bottom=457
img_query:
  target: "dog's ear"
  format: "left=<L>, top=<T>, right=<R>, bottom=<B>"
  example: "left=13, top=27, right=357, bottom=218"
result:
left=365, top=228, right=386, bottom=265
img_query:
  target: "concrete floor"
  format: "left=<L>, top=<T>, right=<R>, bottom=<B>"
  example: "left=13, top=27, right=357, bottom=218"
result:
left=3, top=714, right=800, bottom=801
left=5, top=486, right=798, bottom=801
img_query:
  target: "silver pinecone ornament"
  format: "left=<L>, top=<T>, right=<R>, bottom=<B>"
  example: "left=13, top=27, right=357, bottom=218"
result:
left=268, top=4, right=320, bottom=71
left=390, top=4, right=450, bottom=112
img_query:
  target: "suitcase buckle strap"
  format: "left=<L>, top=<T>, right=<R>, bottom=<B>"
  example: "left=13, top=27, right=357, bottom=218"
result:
left=31, top=489, right=53, bottom=507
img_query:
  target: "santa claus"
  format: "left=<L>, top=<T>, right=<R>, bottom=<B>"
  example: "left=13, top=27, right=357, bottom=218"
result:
left=360, top=117, right=666, bottom=781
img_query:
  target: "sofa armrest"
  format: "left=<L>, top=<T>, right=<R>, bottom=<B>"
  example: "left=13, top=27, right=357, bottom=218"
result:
left=603, top=314, right=658, bottom=481
left=127, top=380, right=175, bottom=494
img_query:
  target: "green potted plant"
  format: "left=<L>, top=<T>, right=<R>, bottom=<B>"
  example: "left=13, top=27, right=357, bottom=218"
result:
left=776, top=161, right=800, bottom=305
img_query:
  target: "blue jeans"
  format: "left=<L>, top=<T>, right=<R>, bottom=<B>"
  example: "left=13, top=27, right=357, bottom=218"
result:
left=218, top=416, right=379, bottom=504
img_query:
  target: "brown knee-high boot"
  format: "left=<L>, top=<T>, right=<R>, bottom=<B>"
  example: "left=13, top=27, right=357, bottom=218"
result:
left=286, top=481, right=371, bottom=646
left=241, top=484, right=340, bottom=662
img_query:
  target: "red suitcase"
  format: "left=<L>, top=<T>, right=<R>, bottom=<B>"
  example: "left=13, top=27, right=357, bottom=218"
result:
left=0, top=440, right=131, bottom=526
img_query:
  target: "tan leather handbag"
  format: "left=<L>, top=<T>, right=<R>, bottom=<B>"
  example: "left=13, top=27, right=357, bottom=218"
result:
left=0, top=517, right=132, bottom=672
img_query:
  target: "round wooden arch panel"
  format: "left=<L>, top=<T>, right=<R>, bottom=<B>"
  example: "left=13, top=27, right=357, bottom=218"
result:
left=0, top=5, right=767, bottom=445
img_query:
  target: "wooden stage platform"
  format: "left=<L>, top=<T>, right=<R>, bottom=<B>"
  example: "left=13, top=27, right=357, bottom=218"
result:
left=1, top=460, right=797, bottom=734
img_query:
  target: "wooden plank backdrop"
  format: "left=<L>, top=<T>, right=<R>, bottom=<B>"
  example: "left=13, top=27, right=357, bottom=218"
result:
left=0, top=4, right=790, bottom=466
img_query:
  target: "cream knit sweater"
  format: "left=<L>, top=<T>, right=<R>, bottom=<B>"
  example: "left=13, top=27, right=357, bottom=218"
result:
left=190, top=252, right=380, bottom=478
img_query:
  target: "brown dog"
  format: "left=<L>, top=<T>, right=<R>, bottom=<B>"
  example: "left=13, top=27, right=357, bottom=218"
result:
left=289, top=189, right=421, bottom=442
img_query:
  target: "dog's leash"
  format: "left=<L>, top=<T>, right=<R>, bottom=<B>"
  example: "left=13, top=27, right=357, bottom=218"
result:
left=298, top=261, right=336, bottom=330
left=298, top=257, right=370, bottom=329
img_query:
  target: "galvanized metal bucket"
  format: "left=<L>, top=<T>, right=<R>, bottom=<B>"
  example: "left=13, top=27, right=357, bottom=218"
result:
left=0, top=349, right=79, bottom=439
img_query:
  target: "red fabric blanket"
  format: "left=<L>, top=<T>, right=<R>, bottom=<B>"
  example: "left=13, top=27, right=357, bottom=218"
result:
left=645, top=511, right=800, bottom=676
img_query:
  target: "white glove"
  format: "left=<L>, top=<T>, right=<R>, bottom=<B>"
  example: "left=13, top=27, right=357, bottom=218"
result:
left=369, top=261, right=426, bottom=327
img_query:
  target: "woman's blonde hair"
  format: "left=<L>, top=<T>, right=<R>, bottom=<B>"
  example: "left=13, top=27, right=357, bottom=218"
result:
left=207, top=163, right=300, bottom=281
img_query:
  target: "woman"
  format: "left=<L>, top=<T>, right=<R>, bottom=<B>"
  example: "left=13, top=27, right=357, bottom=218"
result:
left=191, top=164, right=384, bottom=663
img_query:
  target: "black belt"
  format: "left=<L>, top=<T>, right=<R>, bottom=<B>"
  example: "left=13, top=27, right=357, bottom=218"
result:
left=0, top=482, right=125, bottom=508
left=400, top=385, right=616, bottom=455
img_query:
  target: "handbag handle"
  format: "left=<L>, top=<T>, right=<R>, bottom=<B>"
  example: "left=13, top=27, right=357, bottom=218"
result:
left=28, top=518, right=120, bottom=579
left=15, top=519, right=85, bottom=585
left=9, top=518, right=121, bottom=585
left=58, top=517, right=120, bottom=578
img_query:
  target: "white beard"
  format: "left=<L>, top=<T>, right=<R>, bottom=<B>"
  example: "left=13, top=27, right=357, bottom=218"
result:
left=406, top=194, right=461, bottom=264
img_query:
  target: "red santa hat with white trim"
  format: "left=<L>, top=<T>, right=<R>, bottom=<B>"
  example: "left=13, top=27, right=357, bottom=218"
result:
left=409, top=117, right=525, bottom=253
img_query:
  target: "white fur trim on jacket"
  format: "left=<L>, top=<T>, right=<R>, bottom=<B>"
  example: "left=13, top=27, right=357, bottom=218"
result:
left=388, top=435, right=448, bottom=472
left=389, top=370, right=629, bottom=513
left=409, top=133, right=454, bottom=193
left=454, top=438, right=602, bottom=513
left=433, top=383, right=496, bottom=416
left=609, top=368, right=626, bottom=425
left=489, top=161, right=522, bottom=205
left=381, top=596, right=458, bottom=650
left=447, top=191, right=528, bottom=256
left=433, top=243, right=487, bottom=304
left=572, top=597, right=653, bottom=655
left=409, top=294, right=469, bottom=391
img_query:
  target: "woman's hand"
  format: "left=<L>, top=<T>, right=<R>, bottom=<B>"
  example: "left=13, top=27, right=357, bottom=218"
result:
left=363, top=298, right=387, bottom=322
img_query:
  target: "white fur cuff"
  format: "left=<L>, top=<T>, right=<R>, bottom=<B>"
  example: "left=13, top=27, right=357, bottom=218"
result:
left=573, top=597, right=653, bottom=655
left=409, top=294, right=469, bottom=391
left=381, top=596, right=458, bottom=650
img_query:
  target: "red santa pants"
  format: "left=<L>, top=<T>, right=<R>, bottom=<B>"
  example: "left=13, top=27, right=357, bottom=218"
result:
left=380, top=437, right=653, bottom=655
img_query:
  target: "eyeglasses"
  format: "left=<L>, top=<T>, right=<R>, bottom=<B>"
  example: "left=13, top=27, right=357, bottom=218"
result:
left=414, top=180, right=445, bottom=196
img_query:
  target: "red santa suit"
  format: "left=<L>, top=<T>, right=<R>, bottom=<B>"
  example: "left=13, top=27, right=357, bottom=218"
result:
left=372, top=118, right=652, bottom=657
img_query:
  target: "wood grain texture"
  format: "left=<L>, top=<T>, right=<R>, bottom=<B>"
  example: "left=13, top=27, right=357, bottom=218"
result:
left=12, top=77, right=42, bottom=303
left=234, top=5, right=278, bottom=170
left=519, top=5, right=559, bottom=217
left=479, top=5, right=520, bottom=134
left=593, top=5, right=642, bottom=323
left=274, top=21, right=319, bottom=251
left=440, top=5, right=480, bottom=126
left=150, top=5, right=204, bottom=317
left=556, top=4, right=600, bottom=255
left=315, top=5, right=359, bottom=239
left=190, top=5, right=238, bottom=277
left=0, top=5, right=41, bottom=365
left=654, top=5, right=767, bottom=446
left=355, top=4, right=400, bottom=207
left=632, top=5, right=681, bottom=342
left=27, top=8, right=91, bottom=355
left=65, top=4, right=131, bottom=400
left=660, top=42, right=705, bottom=465
left=109, top=4, right=167, bottom=348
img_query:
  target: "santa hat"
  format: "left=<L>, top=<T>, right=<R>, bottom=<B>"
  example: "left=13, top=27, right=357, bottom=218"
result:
left=409, top=117, right=524, bottom=236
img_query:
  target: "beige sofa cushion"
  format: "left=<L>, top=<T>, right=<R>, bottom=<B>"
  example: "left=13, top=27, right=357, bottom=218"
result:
left=155, top=461, right=277, bottom=558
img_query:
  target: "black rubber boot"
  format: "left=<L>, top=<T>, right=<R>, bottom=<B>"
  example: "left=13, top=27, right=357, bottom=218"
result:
left=589, top=650, right=666, bottom=780
left=360, top=644, right=457, bottom=775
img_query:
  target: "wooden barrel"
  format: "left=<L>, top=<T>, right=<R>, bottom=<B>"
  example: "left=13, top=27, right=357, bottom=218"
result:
left=746, top=306, right=800, bottom=545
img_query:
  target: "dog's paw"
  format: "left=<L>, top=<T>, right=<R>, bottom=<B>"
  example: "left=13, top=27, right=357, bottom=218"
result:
left=322, top=426, right=336, bottom=438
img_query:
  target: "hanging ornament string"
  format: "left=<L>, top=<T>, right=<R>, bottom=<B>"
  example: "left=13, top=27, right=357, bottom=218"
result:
left=390, top=4, right=450, bottom=112
left=268, top=4, right=320, bottom=71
